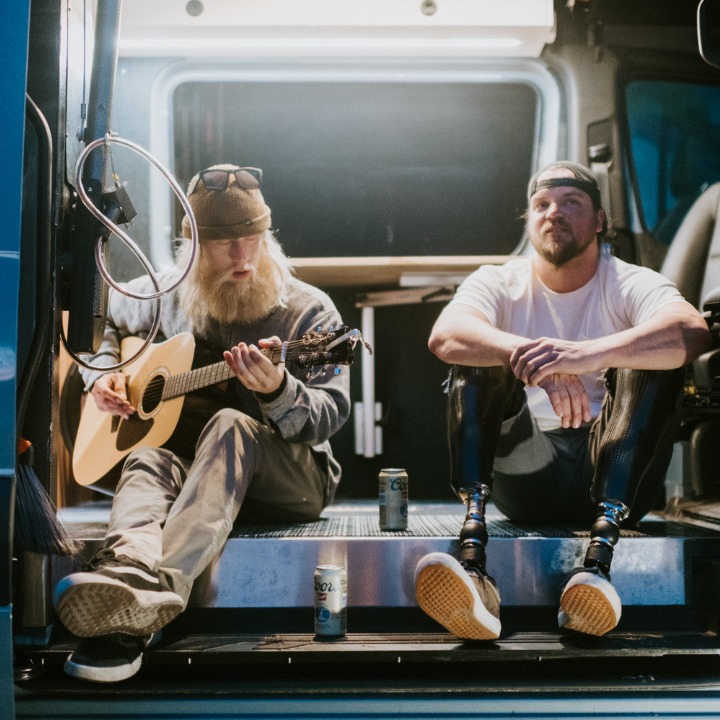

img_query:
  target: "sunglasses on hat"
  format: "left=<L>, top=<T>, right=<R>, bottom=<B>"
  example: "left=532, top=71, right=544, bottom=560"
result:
left=187, top=166, right=263, bottom=197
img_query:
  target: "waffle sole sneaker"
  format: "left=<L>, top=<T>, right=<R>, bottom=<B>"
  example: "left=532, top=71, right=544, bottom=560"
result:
left=64, top=632, right=161, bottom=683
left=415, top=552, right=501, bottom=641
left=54, top=571, right=185, bottom=638
left=558, top=569, right=621, bottom=637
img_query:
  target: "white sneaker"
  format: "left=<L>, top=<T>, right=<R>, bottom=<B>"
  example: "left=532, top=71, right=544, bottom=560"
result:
left=53, top=550, right=184, bottom=637
left=415, top=552, right=501, bottom=641
left=64, top=632, right=161, bottom=683
left=558, top=567, right=621, bottom=637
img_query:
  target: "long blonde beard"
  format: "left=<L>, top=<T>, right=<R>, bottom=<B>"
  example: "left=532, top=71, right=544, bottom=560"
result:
left=178, top=245, right=282, bottom=326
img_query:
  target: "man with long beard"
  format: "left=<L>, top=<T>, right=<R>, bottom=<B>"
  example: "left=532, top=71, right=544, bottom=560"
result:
left=53, top=165, right=351, bottom=682
left=414, top=161, right=710, bottom=641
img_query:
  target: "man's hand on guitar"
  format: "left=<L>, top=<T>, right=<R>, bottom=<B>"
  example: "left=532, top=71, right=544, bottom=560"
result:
left=224, top=337, right=285, bottom=395
left=91, top=373, right=136, bottom=419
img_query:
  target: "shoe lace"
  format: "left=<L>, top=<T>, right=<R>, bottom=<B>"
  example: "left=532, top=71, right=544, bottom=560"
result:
left=105, top=632, right=154, bottom=649
left=460, top=558, right=498, bottom=589
left=85, top=548, right=153, bottom=574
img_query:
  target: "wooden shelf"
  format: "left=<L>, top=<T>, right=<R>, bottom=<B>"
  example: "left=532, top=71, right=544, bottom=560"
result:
left=289, top=255, right=512, bottom=288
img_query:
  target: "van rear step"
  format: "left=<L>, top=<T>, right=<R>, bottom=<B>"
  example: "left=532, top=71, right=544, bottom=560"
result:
left=51, top=500, right=720, bottom=614
left=15, top=619, right=720, bottom=697
left=26, top=619, right=720, bottom=666
left=16, top=495, right=720, bottom=698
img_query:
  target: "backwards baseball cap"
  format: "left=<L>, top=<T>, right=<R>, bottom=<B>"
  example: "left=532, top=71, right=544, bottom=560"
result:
left=181, top=163, right=272, bottom=240
left=527, top=161, right=602, bottom=208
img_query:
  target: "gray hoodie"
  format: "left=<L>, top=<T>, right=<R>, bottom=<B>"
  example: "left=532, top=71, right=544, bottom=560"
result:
left=80, top=269, right=351, bottom=501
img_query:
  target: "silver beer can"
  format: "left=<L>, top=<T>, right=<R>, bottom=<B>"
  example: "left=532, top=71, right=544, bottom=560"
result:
left=379, top=468, right=409, bottom=531
left=314, top=564, right=347, bottom=638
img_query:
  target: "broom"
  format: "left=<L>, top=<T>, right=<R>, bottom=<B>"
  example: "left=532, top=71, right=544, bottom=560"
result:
left=14, top=326, right=81, bottom=556
left=14, top=437, right=80, bottom=556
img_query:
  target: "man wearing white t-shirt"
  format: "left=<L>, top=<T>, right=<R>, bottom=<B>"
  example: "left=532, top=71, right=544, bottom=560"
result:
left=414, top=161, right=711, bottom=639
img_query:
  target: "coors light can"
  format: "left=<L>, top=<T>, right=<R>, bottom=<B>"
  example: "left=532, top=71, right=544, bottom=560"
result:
left=314, top=564, right=347, bottom=638
left=379, top=468, right=409, bottom=531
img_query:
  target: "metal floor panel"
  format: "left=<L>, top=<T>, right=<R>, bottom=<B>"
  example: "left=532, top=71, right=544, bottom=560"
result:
left=29, top=627, right=720, bottom=668
left=57, top=501, right=720, bottom=611
left=18, top=621, right=720, bottom=704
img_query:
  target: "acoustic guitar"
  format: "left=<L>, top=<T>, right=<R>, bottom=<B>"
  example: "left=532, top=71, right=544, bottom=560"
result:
left=72, top=326, right=361, bottom=486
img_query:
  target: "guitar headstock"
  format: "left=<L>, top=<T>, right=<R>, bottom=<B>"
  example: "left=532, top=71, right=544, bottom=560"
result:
left=295, top=325, right=370, bottom=369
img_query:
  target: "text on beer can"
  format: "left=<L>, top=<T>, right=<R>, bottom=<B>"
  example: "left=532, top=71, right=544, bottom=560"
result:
left=314, top=564, right=347, bottom=637
left=379, top=468, right=409, bottom=531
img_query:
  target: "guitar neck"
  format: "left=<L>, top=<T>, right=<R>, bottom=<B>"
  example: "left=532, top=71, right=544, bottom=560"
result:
left=162, top=346, right=286, bottom=401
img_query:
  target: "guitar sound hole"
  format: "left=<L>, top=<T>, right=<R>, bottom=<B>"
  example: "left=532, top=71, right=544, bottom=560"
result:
left=141, top=376, right=165, bottom=414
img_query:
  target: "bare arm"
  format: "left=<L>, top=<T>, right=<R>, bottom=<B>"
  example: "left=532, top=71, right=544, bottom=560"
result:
left=428, top=298, right=710, bottom=430
left=512, top=300, right=711, bottom=387
left=429, top=304, right=593, bottom=428
left=428, top=304, right=527, bottom=367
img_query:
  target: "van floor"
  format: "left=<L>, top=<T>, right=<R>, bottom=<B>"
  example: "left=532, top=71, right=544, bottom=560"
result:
left=14, top=618, right=720, bottom=702
left=13, top=500, right=720, bottom=696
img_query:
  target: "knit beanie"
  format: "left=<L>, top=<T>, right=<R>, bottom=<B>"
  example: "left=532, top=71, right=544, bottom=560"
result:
left=182, top=163, right=272, bottom=240
left=527, top=161, right=602, bottom=208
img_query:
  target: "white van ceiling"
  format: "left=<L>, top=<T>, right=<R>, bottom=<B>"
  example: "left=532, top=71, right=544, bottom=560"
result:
left=117, top=0, right=556, bottom=58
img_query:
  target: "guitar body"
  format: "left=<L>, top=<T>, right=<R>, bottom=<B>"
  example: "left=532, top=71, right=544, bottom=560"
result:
left=71, top=324, right=364, bottom=487
left=72, top=333, right=196, bottom=486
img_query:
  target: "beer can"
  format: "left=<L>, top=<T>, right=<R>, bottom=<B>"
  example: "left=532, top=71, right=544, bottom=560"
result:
left=379, top=468, right=409, bottom=531
left=314, top=565, right=347, bottom=638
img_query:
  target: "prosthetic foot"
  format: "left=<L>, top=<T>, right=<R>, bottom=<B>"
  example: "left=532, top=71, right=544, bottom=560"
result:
left=415, top=485, right=501, bottom=640
left=559, top=500, right=628, bottom=636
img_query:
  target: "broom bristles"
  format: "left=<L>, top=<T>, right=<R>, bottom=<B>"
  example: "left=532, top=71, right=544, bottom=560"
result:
left=14, top=463, right=81, bottom=556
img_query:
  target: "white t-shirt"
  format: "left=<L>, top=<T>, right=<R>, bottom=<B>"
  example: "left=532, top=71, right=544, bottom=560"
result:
left=450, top=253, right=686, bottom=430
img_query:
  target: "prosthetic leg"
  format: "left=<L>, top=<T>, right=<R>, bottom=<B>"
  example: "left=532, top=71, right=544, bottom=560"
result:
left=559, top=367, right=685, bottom=636
left=415, top=365, right=523, bottom=640
left=448, top=365, right=525, bottom=571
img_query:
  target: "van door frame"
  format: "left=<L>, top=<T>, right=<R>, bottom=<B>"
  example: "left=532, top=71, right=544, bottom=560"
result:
left=0, top=0, right=31, bottom=717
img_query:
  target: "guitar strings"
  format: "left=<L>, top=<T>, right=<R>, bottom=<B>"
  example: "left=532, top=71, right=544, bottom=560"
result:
left=142, top=334, right=340, bottom=403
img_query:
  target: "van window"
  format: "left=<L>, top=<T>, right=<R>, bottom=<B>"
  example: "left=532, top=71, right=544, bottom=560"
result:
left=626, top=80, right=720, bottom=245
left=172, top=80, right=538, bottom=258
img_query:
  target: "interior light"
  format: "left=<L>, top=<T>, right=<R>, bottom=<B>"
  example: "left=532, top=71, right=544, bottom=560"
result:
left=185, top=0, right=203, bottom=17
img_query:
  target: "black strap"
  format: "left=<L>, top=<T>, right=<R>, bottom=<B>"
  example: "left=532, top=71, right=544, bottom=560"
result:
left=532, top=177, right=602, bottom=207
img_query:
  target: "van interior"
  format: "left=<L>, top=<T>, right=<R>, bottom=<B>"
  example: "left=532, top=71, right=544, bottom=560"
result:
left=11, top=0, right=720, bottom=712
